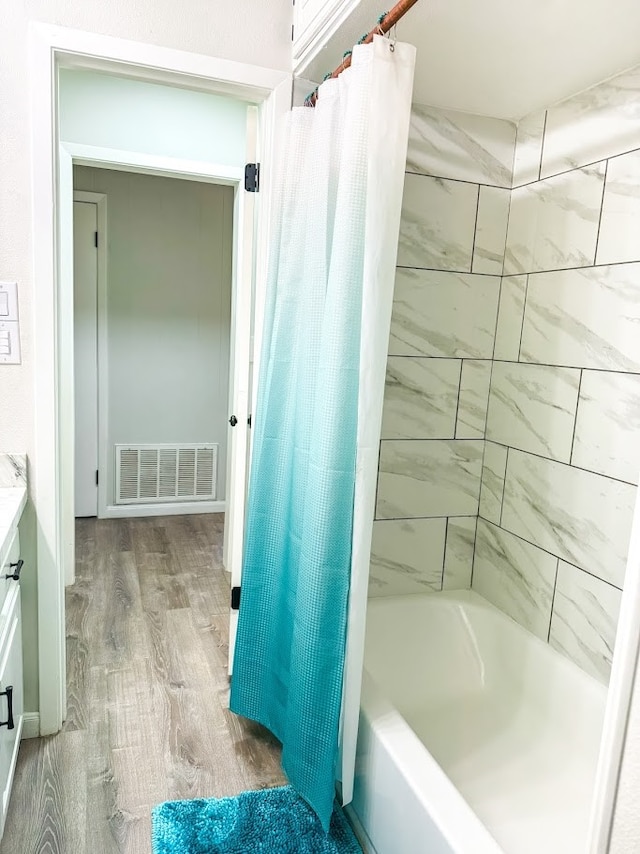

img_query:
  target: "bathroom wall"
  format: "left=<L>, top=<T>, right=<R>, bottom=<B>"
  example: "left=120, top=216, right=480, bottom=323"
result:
left=473, top=64, right=640, bottom=683
left=74, top=166, right=234, bottom=505
left=369, top=106, right=516, bottom=597
left=60, top=69, right=248, bottom=168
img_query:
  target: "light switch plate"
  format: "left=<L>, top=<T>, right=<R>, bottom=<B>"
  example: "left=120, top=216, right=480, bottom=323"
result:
left=0, top=283, right=18, bottom=321
left=0, top=322, right=20, bottom=364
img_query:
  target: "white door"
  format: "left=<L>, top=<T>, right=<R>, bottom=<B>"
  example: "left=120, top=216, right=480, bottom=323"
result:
left=73, top=201, right=99, bottom=518
left=225, top=107, right=259, bottom=672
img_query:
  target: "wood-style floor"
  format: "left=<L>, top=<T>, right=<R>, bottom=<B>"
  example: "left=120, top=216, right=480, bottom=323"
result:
left=0, top=514, right=285, bottom=854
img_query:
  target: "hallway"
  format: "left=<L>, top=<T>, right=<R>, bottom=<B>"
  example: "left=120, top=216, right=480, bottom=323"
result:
left=0, top=515, right=285, bottom=854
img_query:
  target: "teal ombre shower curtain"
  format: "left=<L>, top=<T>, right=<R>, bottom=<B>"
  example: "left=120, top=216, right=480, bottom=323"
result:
left=230, top=36, right=415, bottom=830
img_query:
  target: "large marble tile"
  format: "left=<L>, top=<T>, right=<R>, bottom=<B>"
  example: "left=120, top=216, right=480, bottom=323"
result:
left=407, top=104, right=515, bottom=187
left=541, top=65, right=640, bottom=179
left=472, top=186, right=510, bottom=275
left=486, top=362, right=581, bottom=462
left=501, top=449, right=636, bottom=588
left=443, top=516, right=476, bottom=590
left=597, top=150, right=640, bottom=266
left=478, top=441, right=508, bottom=525
left=368, top=518, right=445, bottom=597
left=512, top=110, right=546, bottom=187
left=520, top=263, right=640, bottom=371
left=572, top=370, right=640, bottom=484
left=389, top=268, right=501, bottom=359
left=493, top=275, right=527, bottom=361
left=472, top=519, right=557, bottom=640
left=376, top=439, right=483, bottom=519
left=397, top=173, right=478, bottom=272
left=0, top=454, right=27, bottom=487
left=549, top=561, right=622, bottom=684
left=455, top=360, right=492, bottom=439
left=381, top=357, right=461, bottom=440
left=503, top=164, right=606, bottom=275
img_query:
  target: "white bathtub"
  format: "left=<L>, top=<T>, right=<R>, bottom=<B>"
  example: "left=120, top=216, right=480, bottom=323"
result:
left=349, top=590, right=607, bottom=854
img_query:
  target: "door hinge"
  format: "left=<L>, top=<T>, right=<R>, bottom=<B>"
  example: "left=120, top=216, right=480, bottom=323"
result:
left=231, top=586, right=241, bottom=610
left=94, top=231, right=98, bottom=248
left=247, top=414, right=252, bottom=428
left=245, top=163, right=260, bottom=193
left=95, top=469, right=99, bottom=485
left=291, top=23, right=295, bottom=40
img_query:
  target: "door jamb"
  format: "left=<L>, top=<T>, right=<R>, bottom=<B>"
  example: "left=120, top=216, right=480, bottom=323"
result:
left=30, top=22, right=291, bottom=736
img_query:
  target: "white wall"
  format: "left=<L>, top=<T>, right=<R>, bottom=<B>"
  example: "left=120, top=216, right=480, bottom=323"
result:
left=0, top=3, right=291, bottom=715
left=74, top=166, right=233, bottom=504
left=60, top=69, right=248, bottom=166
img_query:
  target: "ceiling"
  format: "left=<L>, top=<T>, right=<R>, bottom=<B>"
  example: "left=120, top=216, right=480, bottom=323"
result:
left=300, top=0, right=640, bottom=119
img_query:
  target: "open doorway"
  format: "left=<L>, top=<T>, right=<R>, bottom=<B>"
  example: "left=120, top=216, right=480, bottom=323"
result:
left=72, top=168, right=233, bottom=521
left=0, top=51, right=291, bottom=847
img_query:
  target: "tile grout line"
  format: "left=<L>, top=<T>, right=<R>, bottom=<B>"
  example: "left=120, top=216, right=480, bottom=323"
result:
left=547, top=558, right=561, bottom=643
left=372, top=440, right=383, bottom=522
left=538, top=110, right=548, bottom=182
left=499, top=446, right=509, bottom=527
left=516, top=274, right=529, bottom=362
left=481, top=517, right=623, bottom=593
left=453, top=359, right=464, bottom=438
left=593, top=158, right=609, bottom=265
left=469, top=516, right=479, bottom=590
left=568, top=368, right=584, bottom=466
left=404, top=169, right=512, bottom=191
left=414, top=138, right=640, bottom=194
left=469, top=184, right=481, bottom=274
left=378, top=438, right=636, bottom=487
left=384, top=355, right=640, bottom=381
left=492, top=279, right=504, bottom=361
left=440, top=518, right=449, bottom=591
left=397, top=255, right=640, bottom=278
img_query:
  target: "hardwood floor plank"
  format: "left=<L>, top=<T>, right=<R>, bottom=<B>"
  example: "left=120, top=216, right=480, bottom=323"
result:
left=0, top=515, right=285, bottom=854
left=2, top=732, right=88, bottom=854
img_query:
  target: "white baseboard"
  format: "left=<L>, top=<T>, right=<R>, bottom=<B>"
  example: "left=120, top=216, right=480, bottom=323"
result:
left=100, top=500, right=226, bottom=519
left=21, top=712, right=40, bottom=739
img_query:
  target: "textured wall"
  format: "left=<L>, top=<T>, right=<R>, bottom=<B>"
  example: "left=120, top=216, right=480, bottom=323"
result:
left=369, top=105, right=515, bottom=597
left=473, top=64, right=640, bottom=686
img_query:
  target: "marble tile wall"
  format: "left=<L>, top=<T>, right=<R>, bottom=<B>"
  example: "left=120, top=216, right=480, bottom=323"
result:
left=475, top=63, right=640, bottom=683
left=370, top=104, right=515, bottom=599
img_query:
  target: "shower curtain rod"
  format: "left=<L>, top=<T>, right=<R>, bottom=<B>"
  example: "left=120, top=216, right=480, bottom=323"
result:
left=304, top=0, right=421, bottom=107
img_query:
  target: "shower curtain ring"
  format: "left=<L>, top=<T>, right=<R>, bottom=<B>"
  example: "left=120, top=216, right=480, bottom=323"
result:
left=389, top=23, right=398, bottom=51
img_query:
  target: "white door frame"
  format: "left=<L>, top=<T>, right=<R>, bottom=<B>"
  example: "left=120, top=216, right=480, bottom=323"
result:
left=29, top=22, right=291, bottom=736
left=71, top=192, right=103, bottom=524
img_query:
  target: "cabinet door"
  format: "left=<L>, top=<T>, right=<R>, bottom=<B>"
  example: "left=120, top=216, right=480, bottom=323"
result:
left=0, top=587, right=23, bottom=839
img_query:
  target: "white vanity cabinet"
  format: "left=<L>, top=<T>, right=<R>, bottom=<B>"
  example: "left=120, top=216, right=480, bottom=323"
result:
left=0, top=528, right=23, bottom=839
left=293, top=0, right=362, bottom=74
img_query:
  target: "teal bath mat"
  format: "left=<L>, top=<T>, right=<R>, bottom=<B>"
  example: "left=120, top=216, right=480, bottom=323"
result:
left=151, top=785, right=362, bottom=854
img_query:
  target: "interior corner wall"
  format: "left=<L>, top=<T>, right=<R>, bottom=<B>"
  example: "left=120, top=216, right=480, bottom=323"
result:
left=473, top=63, right=640, bottom=685
left=74, top=166, right=234, bottom=504
left=369, top=104, right=516, bottom=599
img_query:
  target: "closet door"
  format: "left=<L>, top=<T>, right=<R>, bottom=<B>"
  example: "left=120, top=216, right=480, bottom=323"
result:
left=73, top=199, right=99, bottom=518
